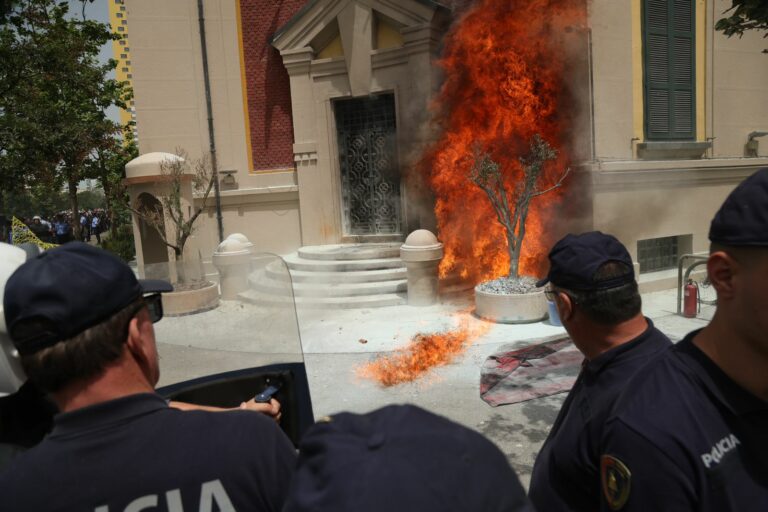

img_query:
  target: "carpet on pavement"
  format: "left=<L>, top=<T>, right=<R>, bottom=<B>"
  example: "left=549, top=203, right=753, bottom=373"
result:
left=480, top=334, right=582, bottom=406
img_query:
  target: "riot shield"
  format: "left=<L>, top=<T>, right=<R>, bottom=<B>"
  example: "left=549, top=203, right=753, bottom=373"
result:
left=154, top=252, right=313, bottom=446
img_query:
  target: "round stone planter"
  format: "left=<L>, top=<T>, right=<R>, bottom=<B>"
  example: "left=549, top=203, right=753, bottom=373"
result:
left=162, top=281, right=220, bottom=317
left=474, top=286, right=548, bottom=324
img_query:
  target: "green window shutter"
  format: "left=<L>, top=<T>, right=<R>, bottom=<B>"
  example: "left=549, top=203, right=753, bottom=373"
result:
left=643, top=0, right=695, bottom=140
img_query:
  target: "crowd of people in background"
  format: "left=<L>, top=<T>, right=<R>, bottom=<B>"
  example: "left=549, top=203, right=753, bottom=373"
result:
left=0, top=210, right=110, bottom=246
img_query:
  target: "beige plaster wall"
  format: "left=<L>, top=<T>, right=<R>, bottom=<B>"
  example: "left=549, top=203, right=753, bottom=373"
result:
left=588, top=0, right=636, bottom=160
left=589, top=0, right=768, bottom=159
left=126, top=0, right=302, bottom=259
left=191, top=190, right=302, bottom=257
left=584, top=0, right=768, bottom=279
left=586, top=158, right=768, bottom=268
left=710, top=0, right=768, bottom=158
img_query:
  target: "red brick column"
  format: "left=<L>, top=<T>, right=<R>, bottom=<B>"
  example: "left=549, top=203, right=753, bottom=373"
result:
left=239, top=0, right=306, bottom=171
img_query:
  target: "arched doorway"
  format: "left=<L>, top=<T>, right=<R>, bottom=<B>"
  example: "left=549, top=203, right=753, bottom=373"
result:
left=136, top=192, right=168, bottom=265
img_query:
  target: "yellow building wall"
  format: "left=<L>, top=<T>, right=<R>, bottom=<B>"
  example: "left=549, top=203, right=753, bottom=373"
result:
left=108, top=0, right=135, bottom=132
left=375, top=18, right=403, bottom=50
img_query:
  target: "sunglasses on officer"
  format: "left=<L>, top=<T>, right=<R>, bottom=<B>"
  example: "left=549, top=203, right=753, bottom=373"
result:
left=143, top=293, right=164, bottom=323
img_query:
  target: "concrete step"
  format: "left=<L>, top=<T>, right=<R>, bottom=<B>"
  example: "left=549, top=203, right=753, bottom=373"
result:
left=268, top=265, right=406, bottom=284
left=298, top=243, right=401, bottom=261
left=253, top=277, right=407, bottom=298
left=283, top=253, right=404, bottom=272
left=239, top=288, right=406, bottom=309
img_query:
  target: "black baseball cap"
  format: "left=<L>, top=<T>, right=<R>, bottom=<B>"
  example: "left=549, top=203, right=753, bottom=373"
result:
left=283, top=404, right=532, bottom=512
left=3, top=243, right=172, bottom=356
left=709, top=168, right=768, bottom=247
left=536, top=231, right=634, bottom=291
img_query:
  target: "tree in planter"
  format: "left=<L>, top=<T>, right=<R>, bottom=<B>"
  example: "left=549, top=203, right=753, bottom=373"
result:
left=470, top=134, right=569, bottom=281
left=129, top=150, right=216, bottom=286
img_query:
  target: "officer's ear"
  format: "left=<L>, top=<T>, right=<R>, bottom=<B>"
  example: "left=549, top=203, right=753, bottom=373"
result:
left=125, top=309, right=155, bottom=372
left=707, top=250, right=736, bottom=300
left=555, top=291, right=575, bottom=321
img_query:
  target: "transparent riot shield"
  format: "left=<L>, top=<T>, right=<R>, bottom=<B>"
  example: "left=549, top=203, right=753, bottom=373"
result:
left=153, top=252, right=313, bottom=446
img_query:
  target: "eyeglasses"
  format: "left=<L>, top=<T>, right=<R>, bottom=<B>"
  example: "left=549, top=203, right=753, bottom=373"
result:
left=544, top=288, right=579, bottom=305
left=144, top=293, right=164, bottom=323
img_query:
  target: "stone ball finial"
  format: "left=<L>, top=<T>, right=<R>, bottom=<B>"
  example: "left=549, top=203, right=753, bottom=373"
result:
left=401, top=229, right=443, bottom=263
left=403, top=229, right=440, bottom=248
left=214, top=237, right=250, bottom=256
left=225, top=233, right=254, bottom=252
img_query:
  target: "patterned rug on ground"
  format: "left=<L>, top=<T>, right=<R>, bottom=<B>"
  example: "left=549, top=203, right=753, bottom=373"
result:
left=480, top=334, right=583, bottom=406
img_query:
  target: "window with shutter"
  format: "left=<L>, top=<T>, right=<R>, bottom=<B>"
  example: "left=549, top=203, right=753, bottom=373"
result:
left=642, top=0, right=695, bottom=140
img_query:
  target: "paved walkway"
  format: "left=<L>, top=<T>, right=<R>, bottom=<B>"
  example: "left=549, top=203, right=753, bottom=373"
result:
left=154, top=287, right=714, bottom=487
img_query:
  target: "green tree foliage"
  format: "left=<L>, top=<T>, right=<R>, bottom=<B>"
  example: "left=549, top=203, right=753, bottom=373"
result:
left=83, top=126, right=138, bottom=236
left=716, top=0, right=768, bottom=52
left=0, top=0, right=131, bottom=235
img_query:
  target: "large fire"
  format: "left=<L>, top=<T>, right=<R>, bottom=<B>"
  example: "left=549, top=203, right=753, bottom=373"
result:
left=422, top=0, right=587, bottom=284
left=357, top=312, right=490, bottom=386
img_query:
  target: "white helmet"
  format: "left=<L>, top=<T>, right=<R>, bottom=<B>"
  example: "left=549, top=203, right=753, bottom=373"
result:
left=0, top=243, right=37, bottom=395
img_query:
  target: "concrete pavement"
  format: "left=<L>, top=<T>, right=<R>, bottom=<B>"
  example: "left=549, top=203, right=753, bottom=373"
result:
left=154, top=287, right=714, bottom=487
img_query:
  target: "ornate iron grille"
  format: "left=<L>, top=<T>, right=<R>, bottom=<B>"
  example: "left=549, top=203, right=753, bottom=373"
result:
left=335, top=94, right=401, bottom=235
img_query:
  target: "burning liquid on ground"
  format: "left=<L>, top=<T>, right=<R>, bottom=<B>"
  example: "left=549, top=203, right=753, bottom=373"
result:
left=421, top=0, right=587, bottom=285
left=357, top=313, right=491, bottom=387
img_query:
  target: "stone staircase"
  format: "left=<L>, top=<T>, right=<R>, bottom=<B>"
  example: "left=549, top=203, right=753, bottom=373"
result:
left=241, top=243, right=408, bottom=309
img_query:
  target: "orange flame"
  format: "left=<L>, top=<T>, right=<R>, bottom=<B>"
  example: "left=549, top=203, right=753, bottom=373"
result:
left=357, top=313, right=491, bottom=386
left=421, top=0, right=587, bottom=284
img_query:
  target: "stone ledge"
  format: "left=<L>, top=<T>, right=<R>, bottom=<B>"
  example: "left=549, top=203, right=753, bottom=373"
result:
left=637, top=141, right=712, bottom=160
left=585, top=157, right=768, bottom=191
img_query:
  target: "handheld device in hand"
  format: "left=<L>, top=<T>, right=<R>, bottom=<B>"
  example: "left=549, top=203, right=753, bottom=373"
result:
left=254, top=380, right=282, bottom=403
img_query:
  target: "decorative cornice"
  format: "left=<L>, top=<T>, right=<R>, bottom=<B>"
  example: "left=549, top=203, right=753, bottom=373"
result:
left=294, top=141, right=319, bottom=164
left=281, top=47, right=315, bottom=74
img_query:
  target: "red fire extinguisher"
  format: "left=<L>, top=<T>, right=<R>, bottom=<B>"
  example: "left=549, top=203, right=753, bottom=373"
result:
left=683, top=279, right=699, bottom=318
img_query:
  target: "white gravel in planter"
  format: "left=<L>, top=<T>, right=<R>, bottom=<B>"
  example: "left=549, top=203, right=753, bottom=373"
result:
left=476, top=275, right=541, bottom=295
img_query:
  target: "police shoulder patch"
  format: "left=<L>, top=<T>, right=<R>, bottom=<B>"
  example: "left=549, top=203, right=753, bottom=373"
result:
left=601, top=454, right=631, bottom=510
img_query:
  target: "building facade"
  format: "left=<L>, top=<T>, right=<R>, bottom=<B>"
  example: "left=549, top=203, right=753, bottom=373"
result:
left=122, top=0, right=768, bottom=286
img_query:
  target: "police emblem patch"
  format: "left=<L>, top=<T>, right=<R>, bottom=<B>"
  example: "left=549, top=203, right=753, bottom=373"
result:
left=601, top=454, right=631, bottom=510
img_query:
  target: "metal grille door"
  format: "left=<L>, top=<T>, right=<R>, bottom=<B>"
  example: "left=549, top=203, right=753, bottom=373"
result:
left=335, top=94, right=401, bottom=235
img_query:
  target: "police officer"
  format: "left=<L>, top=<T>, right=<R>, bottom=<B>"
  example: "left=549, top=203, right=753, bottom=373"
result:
left=283, top=404, right=533, bottom=512
left=599, top=169, right=768, bottom=511
left=528, top=231, right=672, bottom=511
left=0, top=243, right=296, bottom=511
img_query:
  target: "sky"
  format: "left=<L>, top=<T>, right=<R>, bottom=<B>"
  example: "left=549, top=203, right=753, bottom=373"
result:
left=71, top=0, right=120, bottom=123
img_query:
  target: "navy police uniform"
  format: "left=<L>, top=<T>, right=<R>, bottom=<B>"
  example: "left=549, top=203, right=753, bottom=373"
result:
left=0, top=243, right=298, bottom=511
left=599, top=169, right=768, bottom=511
left=528, top=320, right=670, bottom=510
left=283, top=404, right=533, bottom=512
left=600, top=331, right=768, bottom=511
left=529, top=231, right=672, bottom=511
left=0, top=393, right=296, bottom=511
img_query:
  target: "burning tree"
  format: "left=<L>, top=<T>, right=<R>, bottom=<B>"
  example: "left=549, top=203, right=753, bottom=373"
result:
left=129, top=150, right=215, bottom=264
left=470, top=134, right=569, bottom=280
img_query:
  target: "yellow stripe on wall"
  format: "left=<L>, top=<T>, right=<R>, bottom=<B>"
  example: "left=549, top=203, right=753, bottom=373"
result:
left=696, top=0, right=706, bottom=141
left=632, top=0, right=644, bottom=144
left=235, top=0, right=255, bottom=174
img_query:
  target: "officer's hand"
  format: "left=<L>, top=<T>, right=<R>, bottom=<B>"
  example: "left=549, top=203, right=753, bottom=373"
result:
left=240, top=398, right=282, bottom=422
